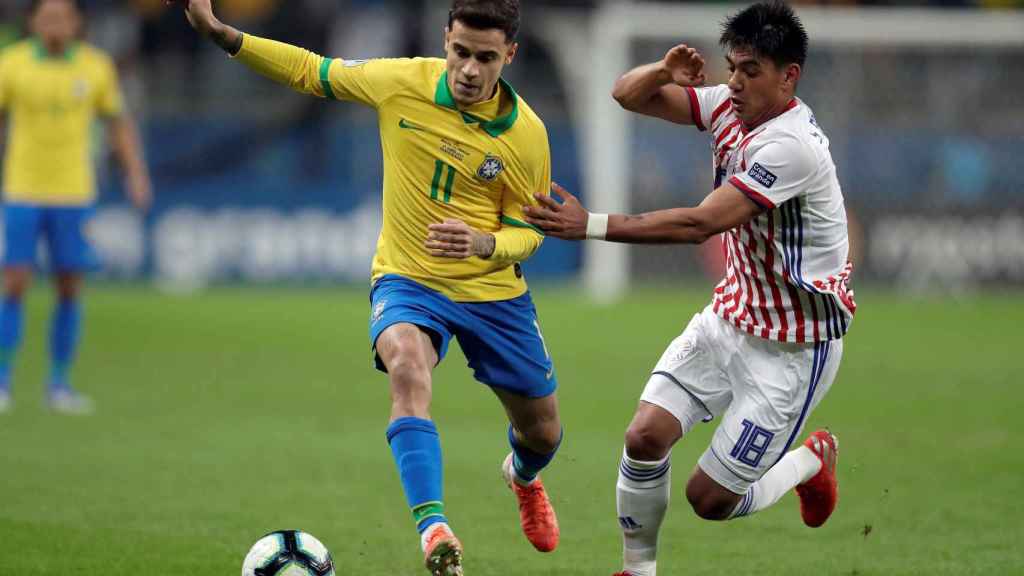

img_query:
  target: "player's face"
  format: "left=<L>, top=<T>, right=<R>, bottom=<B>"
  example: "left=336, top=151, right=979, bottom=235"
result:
left=725, top=48, right=800, bottom=128
left=31, top=0, right=81, bottom=51
left=444, top=21, right=517, bottom=107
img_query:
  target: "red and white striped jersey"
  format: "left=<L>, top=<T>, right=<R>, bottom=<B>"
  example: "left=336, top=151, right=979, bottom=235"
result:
left=685, top=84, right=856, bottom=343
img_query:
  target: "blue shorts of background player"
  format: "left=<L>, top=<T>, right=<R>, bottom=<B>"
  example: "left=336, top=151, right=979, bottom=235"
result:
left=369, top=274, right=563, bottom=553
left=0, top=203, right=98, bottom=413
left=3, top=203, right=98, bottom=271
left=370, top=274, right=557, bottom=398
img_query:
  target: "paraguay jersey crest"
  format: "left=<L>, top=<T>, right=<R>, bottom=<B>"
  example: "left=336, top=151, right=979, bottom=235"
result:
left=476, top=154, right=505, bottom=182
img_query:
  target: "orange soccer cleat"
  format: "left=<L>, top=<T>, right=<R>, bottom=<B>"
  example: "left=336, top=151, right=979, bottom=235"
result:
left=796, top=429, right=840, bottom=528
left=422, top=523, right=463, bottom=576
left=502, top=452, right=560, bottom=552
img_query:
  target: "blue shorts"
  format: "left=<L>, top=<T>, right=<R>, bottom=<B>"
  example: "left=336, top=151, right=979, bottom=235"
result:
left=369, top=274, right=557, bottom=398
left=3, top=203, right=97, bottom=272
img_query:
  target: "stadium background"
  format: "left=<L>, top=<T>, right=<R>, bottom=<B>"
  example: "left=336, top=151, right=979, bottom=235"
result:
left=1, top=1, right=1021, bottom=575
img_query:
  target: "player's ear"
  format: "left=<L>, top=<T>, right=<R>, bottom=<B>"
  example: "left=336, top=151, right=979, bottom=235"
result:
left=504, top=41, right=518, bottom=65
left=784, top=63, right=801, bottom=89
left=443, top=26, right=451, bottom=54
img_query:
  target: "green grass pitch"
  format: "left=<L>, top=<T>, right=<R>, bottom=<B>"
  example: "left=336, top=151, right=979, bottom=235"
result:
left=0, top=285, right=1020, bottom=575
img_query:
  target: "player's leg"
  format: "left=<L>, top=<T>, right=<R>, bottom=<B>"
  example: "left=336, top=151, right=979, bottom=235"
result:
left=492, top=386, right=562, bottom=552
left=688, top=335, right=844, bottom=525
left=614, top=307, right=731, bottom=576
left=376, top=324, right=451, bottom=535
left=0, top=204, right=41, bottom=410
left=615, top=379, right=715, bottom=576
left=493, top=387, right=562, bottom=484
left=369, top=275, right=461, bottom=575
left=453, top=291, right=561, bottom=552
left=45, top=207, right=95, bottom=414
left=0, top=267, right=32, bottom=411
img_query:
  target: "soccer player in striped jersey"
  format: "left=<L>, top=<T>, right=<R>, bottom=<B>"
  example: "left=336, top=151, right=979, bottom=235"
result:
left=524, top=2, right=855, bottom=574
left=0, top=0, right=152, bottom=414
left=169, top=1, right=561, bottom=574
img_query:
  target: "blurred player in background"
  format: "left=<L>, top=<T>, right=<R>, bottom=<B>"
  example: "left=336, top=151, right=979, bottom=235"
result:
left=0, top=0, right=152, bottom=414
left=525, top=2, right=856, bottom=574
left=169, top=0, right=561, bottom=574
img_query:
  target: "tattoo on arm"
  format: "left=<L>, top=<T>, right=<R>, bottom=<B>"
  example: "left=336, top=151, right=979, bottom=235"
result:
left=480, top=234, right=496, bottom=259
left=212, top=24, right=244, bottom=55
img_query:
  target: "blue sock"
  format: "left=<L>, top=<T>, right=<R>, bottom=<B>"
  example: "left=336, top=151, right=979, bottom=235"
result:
left=0, top=296, right=24, bottom=390
left=49, top=297, right=81, bottom=391
left=508, top=424, right=563, bottom=483
left=386, top=417, right=447, bottom=534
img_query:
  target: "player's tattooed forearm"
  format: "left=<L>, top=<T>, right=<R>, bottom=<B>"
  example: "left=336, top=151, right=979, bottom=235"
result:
left=212, top=25, right=244, bottom=55
left=480, top=235, right=496, bottom=259
left=623, top=214, right=647, bottom=222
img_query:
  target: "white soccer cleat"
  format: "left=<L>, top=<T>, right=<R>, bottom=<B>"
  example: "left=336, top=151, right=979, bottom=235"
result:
left=0, top=390, right=10, bottom=413
left=48, top=388, right=95, bottom=415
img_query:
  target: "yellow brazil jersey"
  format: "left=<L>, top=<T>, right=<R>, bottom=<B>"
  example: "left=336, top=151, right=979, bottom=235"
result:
left=0, top=39, right=124, bottom=205
left=236, top=36, right=550, bottom=302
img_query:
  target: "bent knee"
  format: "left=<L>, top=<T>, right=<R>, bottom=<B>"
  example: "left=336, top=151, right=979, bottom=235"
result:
left=520, top=424, right=562, bottom=455
left=624, top=423, right=674, bottom=461
left=380, top=333, right=434, bottom=383
left=685, top=480, right=738, bottom=521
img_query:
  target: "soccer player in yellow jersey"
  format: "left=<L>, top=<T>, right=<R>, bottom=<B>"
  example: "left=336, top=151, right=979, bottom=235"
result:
left=0, top=0, right=152, bottom=414
left=170, top=1, right=560, bottom=573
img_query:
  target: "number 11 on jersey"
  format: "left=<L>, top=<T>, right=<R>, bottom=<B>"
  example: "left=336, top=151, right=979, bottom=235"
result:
left=430, top=160, right=456, bottom=203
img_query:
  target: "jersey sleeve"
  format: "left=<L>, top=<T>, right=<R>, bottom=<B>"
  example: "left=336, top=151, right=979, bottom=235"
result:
left=95, top=55, right=124, bottom=117
left=235, top=34, right=408, bottom=109
left=323, top=58, right=412, bottom=108
left=491, top=127, right=550, bottom=264
left=683, top=84, right=730, bottom=132
left=728, top=133, right=816, bottom=210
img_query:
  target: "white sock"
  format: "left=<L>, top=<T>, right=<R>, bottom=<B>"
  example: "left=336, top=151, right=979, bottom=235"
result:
left=617, top=449, right=671, bottom=576
left=730, top=445, right=821, bottom=519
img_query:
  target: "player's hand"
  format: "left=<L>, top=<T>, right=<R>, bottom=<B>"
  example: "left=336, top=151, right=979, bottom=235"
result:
left=426, top=219, right=495, bottom=259
left=662, top=44, right=706, bottom=87
left=126, top=170, right=153, bottom=213
left=522, top=183, right=588, bottom=240
left=164, top=0, right=218, bottom=37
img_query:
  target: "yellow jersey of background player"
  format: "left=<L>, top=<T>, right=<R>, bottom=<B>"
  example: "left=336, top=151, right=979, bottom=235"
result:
left=171, top=0, right=564, bottom=574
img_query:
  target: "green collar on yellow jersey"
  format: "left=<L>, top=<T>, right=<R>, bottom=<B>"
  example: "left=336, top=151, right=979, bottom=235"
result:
left=31, top=37, right=78, bottom=62
left=435, top=71, right=519, bottom=138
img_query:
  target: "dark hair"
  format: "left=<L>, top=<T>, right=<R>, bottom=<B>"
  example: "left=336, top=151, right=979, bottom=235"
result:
left=720, top=1, right=808, bottom=68
left=448, top=0, right=520, bottom=43
left=29, top=0, right=82, bottom=14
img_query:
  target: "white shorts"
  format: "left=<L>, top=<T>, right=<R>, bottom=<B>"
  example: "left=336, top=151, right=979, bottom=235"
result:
left=641, top=305, right=843, bottom=494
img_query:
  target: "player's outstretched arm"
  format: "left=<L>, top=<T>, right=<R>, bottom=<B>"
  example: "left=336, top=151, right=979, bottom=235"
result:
left=523, top=182, right=760, bottom=245
left=612, top=44, right=706, bottom=126
left=166, top=0, right=340, bottom=99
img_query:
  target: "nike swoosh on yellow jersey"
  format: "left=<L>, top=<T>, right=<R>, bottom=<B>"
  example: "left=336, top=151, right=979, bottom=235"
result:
left=399, top=118, right=426, bottom=131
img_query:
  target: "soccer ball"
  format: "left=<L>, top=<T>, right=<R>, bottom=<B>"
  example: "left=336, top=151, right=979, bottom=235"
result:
left=241, top=530, right=335, bottom=576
